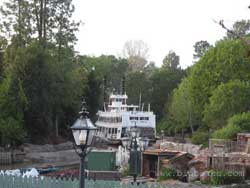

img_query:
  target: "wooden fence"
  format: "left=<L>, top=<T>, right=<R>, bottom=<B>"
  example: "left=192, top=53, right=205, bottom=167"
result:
left=0, top=151, right=25, bottom=165
left=0, top=175, right=166, bottom=188
left=209, top=139, right=248, bottom=154
left=0, top=152, right=12, bottom=165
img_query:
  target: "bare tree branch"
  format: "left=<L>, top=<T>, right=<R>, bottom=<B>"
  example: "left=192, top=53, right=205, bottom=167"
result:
left=213, top=19, right=250, bottom=46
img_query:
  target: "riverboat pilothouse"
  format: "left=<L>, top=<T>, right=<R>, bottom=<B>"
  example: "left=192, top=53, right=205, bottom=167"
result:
left=95, top=93, right=156, bottom=143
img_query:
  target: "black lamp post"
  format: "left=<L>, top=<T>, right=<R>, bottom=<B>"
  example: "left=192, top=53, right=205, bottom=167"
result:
left=71, top=102, right=97, bottom=188
left=121, top=124, right=149, bottom=183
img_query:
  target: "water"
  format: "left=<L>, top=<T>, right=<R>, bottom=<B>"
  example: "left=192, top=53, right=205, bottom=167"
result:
left=0, top=161, right=34, bottom=170
left=0, top=161, right=79, bottom=171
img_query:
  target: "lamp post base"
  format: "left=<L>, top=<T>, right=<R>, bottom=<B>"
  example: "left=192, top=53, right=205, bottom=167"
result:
left=79, top=155, right=85, bottom=188
left=133, top=174, right=137, bottom=183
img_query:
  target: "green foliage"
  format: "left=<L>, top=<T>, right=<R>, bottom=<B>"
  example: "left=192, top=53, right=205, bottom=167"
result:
left=226, top=20, right=250, bottom=39
left=79, top=55, right=128, bottom=118
left=162, top=50, right=180, bottom=69
left=204, top=81, right=250, bottom=129
left=150, top=68, right=185, bottom=120
left=156, top=119, right=175, bottom=135
left=191, top=130, right=209, bottom=146
left=121, top=165, right=129, bottom=177
left=0, top=76, right=26, bottom=145
left=212, top=112, right=250, bottom=140
left=167, top=77, right=195, bottom=133
left=193, top=40, right=211, bottom=60
left=158, top=168, right=177, bottom=181
left=190, top=39, right=250, bottom=124
left=0, top=0, right=80, bottom=47
left=208, top=169, right=243, bottom=185
left=0, top=0, right=84, bottom=144
left=163, top=37, right=250, bottom=140
left=126, top=71, right=151, bottom=105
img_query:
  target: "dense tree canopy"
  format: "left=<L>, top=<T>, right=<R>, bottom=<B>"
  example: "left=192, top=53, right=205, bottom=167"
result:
left=162, top=50, right=180, bottom=70
left=1, top=0, right=249, bottom=148
left=226, top=20, right=250, bottom=39
left=193, top=40, right=212, bottom=60
left=212, top=112, right=250, bottom=140
left=163, top=37, right=250, bottom=144
left=204, top=81, right=250, bottom=130
left=0, top=0, right=83, bottom=144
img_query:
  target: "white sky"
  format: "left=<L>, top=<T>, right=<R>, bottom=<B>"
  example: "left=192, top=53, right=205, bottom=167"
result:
left=0, top=0, right=249, bottom=67
left=73, top=0, right=250, bottom=68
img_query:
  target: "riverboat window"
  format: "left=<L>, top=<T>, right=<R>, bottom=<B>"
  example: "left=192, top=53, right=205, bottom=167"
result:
left=114, top=128, right=117, bottom=134
left=109, top=128, right=111, bottom=134
left=130, top=117, right=138, bottom=120
left=140, top=117, right=149, bottom=120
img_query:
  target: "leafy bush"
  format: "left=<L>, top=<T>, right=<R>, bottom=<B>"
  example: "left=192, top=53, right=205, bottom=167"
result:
left=0, top=117, right=26, bottom=146
left=159, top=168, right=177, bottom=181
left=213, top=112, right=250, bottom=140
left=121, top=165, right=129, bottom=177
left=212, top=124, right=241, bottom=140
left=156, top=119, right=175, bottom=135
left=204, top=81, right=250, bottom=130
left=208, top=170, right=243, bottom=185
left=191, top=131, right=209, bottom=146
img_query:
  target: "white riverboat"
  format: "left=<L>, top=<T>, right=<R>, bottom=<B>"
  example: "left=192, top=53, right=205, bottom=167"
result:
left=95, top=93, right=156, bottom=143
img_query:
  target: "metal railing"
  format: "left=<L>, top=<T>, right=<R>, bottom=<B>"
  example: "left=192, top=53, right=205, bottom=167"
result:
left=0, top=174, right=167, bottom=188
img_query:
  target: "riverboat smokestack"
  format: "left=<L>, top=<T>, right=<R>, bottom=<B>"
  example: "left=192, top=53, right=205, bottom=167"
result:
left=122, top=76, right=125, bottom=95
left=103, top=76, right=107, bottom=110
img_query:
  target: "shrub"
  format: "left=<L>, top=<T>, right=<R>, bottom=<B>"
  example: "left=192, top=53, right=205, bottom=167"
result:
left=212, top=124, right=241, bottom=140
left=159, top=168, right=177, bottom=181
left=191, top=131, right=209, bottom=146
left=212, top=112, right=250, bottom=140
left=208, top=169, right=243, bottom=185
left=121, top=165, right=129, bottom=177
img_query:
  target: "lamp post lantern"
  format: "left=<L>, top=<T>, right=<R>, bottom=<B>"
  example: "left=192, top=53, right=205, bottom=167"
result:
left=71, top=101, right=97, bottom=188
left=121, top=124, right=149, bottom=183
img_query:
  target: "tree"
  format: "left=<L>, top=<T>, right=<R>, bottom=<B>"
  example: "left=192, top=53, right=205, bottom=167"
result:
left=125, top=71, right=151, bottom=106
left=212, top=112, right=250, bottom=140
left=0, top=0, right=82, bottom=143
left=150, top=67, right=185, bottom=120
left=123, top=40, right=149, bottom=72
left=78, top=55, right=128, bottom=114
left=0, top=0, right=80, bottom=47
left=216, top=19, right=250, bottom=46
left=164, top=37, right=250, bottom=140
left=193, top=40, right=211, bottom=60
left=162, top=50, right=180, bottom=69
left=167, top=77, right=195, bottom=133
left=144, top=61, right=157, bottom=77
left=85, top=70, right=101, bottom=120
left=226, top=20, right=250, bottom=39
left=0, top=0, right=33, bottom=47
left=188, top=39, right=250, bottom=131
left=0, top=73, right=27, bottom=146
left=204, top=81, right=250, bottom=129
